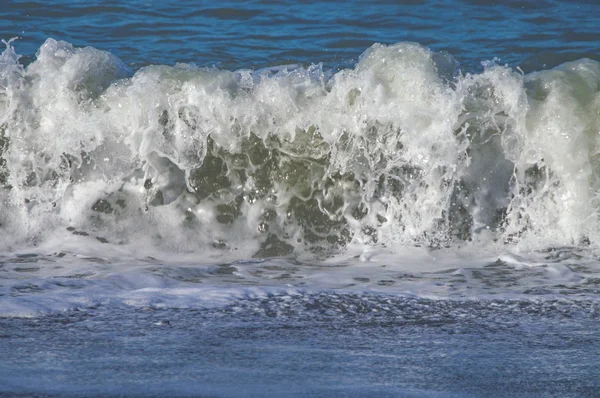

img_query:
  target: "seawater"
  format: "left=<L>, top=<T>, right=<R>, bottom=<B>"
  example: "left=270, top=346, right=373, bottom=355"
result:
left=1, top=1, right=600, bottom=397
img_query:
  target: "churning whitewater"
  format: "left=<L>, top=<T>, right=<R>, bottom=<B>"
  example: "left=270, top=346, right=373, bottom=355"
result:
left=1, top=38, right=600, bottom=260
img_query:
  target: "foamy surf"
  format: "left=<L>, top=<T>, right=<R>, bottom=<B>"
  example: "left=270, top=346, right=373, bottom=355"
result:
left=1, top=38, right=600, bottom=318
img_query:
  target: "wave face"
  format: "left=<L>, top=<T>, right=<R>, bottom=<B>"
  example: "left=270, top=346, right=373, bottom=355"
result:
left=1, top=38, right=600, bottom=258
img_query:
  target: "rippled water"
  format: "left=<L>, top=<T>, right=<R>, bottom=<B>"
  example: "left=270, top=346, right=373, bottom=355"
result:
left=1, top=1, right=600, bottom=396
left=2, top=0, right=599, bottom=71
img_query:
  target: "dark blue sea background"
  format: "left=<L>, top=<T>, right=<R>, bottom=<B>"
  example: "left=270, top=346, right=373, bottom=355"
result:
left=2, top=0, right=599, bottom=72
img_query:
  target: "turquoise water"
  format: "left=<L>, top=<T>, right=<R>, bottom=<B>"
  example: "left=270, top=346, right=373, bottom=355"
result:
left=1, top=1, right=600, bottom=396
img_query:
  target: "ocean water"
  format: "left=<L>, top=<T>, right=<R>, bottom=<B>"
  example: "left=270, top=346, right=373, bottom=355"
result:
left=1, top=0, right=600, bottom=396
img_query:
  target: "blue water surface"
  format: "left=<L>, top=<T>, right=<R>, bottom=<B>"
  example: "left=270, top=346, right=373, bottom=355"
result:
left=1, top=0, right=599, bottom=71
left=1, top=295, right=599, bottom=397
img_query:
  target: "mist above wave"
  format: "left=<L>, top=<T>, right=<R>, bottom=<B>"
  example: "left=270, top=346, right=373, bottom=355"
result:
left=0, top=38, right=599, bottom=259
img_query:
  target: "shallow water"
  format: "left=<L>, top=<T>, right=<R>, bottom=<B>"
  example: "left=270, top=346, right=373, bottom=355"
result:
left=1, top=297, right=599, bottom=397
left=1, top=0, right=600, bottom=396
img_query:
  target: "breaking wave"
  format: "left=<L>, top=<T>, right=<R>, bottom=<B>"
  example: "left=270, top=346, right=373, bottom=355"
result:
left=1, top=38, right=600, bottom=259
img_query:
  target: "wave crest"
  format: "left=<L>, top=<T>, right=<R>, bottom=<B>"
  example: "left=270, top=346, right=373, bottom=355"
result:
left=1, top=38, right=600, bottom=258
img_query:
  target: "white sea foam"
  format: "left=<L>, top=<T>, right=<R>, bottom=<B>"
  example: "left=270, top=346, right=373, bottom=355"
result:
left=1, top=39, right=600, bottom=316
left=1, top=38, right=600, bottom=257
left=1, top=242, right=598, bottom=318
